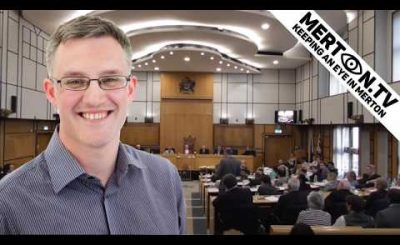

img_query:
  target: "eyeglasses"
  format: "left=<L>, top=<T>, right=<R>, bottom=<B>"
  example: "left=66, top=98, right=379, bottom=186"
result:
left=52, top=75, right=131, bottom=91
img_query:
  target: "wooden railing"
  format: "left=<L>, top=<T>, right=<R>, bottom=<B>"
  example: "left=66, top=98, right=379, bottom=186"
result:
left=270, top=225, right=400, bottom=235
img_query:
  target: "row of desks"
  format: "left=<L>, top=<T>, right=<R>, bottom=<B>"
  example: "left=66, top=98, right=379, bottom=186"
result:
left=161, top=154, right=254, bottom=171
left=199, top=176, right=379, bottom=234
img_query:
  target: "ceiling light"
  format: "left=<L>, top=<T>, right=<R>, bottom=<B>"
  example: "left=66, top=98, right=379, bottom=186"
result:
left=216, top=68, right=221, bottom=72
left=169, top=51, right=174, bottom=55
left=201, top=52, right=205, bottom=56
left=246, top=70, right=250, bottom=73
left=273, top=60, right=279, bottom=65
left=145, top=62, right=148, bottom=66
left=138, top=64, right=142, bottom=68
left=154, top=67, right=159, bottom=71
left=240, top=68, right=244, bottom=71
left=152, top=59, right=156, bottom=63
left=219, top=61, right=223, bottom=64
left=234, top=66, right=238, bottom=69
left=161, top=55, right=165, bottom=59
left=227, top=63, right=230, bottom=67
left=210, top=56, right=214, bottom=60
left=132, top=66, right=135, bottom=69
left=184, top=57, right=190, bottom=62
left=261, top=23, right=270, bottom=30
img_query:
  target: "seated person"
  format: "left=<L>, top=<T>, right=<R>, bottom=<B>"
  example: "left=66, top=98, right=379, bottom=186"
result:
left=274, top=164, right=289, bottom=187
left=240, top=162, right=250, bottom=180
left=243, top=146, right=256, bottom=156
left=333, top=195, right=375, bottom=227
left=163, top=146, right=175, bottom=154
left=212, top=174, right=260, bottom=234
left=322, top=171, right=339, bottom=191
left=248, top=170, right=263, bottom=186
left=376, top=188, right=400, bottom=228
left=226, top=147, right=238, bottom=155
left=135, top=144, right=142, bottom=150
left=275, top=176, right=308, bottom=225
left=365, top=177, right=390, bottom=217
left=326, top=161, right=338, bottom=175
left=324, top=179, right=355, bottom=224
left=213, top=145, right=224, bottom=155
left=298, top=174, right=311, bottom=191
left=258, top=174, right=279, bottom=195
left=296, top=191, right=332, bottom=226
left=345, top=171, right=358, bottom=189
left=198, top=145, right=210, bottom=154
left=357, top=164, right=380, bottom=188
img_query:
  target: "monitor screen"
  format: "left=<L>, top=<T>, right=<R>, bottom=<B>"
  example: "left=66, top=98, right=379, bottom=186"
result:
left=275, top=110, right=297, bottom=123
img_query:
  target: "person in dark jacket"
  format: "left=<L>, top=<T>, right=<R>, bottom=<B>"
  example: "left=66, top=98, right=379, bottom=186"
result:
left=258, top=174, right=279, bottom=195
left=333, top=195, right=375, bottom=227
left=324, top=179, right=355, bottom=224
left=211, top=151, right=241, bottom=182
left=376, top=188, right=400, bottom=227
left=365, top=177, right=389, bottom=217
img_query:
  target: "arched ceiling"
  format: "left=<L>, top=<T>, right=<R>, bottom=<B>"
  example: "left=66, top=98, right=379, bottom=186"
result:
left=21, top=10, right=348, bottom=73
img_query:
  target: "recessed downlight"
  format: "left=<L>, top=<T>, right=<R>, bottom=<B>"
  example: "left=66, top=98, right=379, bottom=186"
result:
left=261, top=23, right=270, bottom=30
left=138, top=64, right=142, bottom=68
left=201, top=52, right=205, bottom=56
left=154, top=67, right=159, bottom=71
left=161, top=55, right=165, bottom=59
left=184, top=57, right=190, bottom=62
left=219, top=61, right=223, bottom=64
left=210, top=56, right=214, bottom=60
left=273, top=60, right=279, bottom=65
left=216, top=68, right=221, bottom=72
left=169, top=51, right=174, bottom=55
left=227, top=63, right=230, bottom=67
left=152, top=59, right=156, bottom=63
left=145, top=62, right=148, bottom=66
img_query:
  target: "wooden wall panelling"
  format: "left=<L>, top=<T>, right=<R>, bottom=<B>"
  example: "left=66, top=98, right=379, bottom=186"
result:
left=213, top=125, right=254, bottom=152
left=120, top=123, right=160, bottom=148
left=160, top=100, right=213, bottom=154
left=161, top=72, right=213, bottom=99
left=4, top=120, right=35, bottom=163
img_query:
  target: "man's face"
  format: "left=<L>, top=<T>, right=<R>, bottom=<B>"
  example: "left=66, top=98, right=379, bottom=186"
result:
left=44, top=36, right=136, bottom=148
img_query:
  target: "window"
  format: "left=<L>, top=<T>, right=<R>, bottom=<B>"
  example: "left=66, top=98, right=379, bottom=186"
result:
left=329, top=73, right=347, bottom=96
left=333, top=126, right=359, bottom=177
left=393, top=11, right=400, bottom=82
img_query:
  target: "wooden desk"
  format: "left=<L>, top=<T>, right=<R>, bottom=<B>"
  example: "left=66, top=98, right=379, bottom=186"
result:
left=161, top=154, right=254, bottom=171
left=270, top=225, right=400, bottom=235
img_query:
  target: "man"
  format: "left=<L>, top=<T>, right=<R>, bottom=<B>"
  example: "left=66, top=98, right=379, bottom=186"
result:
left=376, top=189, right=400, bottom=227
left=212, top=174, right=260, bottom=234
left=211, top=150, right=241, bottom=182
left=198, top=145, right=209, bottom=154
left=357, top=164, right=380, bottom=188
left=0, top=16, right=185, bottom=234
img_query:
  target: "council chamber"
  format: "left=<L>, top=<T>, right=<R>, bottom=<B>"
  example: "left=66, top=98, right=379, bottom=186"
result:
left=0, top=10, right=400, bottom=235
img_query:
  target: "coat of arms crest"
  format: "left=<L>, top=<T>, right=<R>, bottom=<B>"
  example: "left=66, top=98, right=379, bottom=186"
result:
left=179, top=77, right=195, bottom=94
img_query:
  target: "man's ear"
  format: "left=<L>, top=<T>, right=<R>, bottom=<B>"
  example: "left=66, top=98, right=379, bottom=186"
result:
left=127, top=76, right=137, bottom=101
left=43, top=78, right=58, bottom=107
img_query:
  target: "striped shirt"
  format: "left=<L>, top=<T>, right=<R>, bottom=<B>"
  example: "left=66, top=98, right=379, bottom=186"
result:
left=296, top=209, right=332, bottom=226
left=0, top=129, right=186, bottom=234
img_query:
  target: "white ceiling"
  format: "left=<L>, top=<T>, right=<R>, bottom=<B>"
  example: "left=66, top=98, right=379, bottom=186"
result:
left=21, top=10, right=348, bottom=74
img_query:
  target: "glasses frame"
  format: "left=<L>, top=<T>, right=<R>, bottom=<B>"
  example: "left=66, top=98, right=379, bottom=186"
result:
left=52, top=75, right=131, bottom=91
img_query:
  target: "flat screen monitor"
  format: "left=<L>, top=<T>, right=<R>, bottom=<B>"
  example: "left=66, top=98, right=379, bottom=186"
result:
left=275, top=110, right=297, bottom=124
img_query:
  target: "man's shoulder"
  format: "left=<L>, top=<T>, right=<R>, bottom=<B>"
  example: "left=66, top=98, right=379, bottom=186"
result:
left=0, top=155, right=44, bottom=194
left=121, top=144, right=177, bottom=171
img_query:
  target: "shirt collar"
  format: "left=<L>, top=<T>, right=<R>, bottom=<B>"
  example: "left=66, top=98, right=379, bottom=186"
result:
left=44, top=127, right=86, bottom=194
left=45, top=126, right=146, bottom=193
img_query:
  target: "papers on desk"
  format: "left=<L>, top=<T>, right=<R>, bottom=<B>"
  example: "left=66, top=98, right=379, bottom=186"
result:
left=255, top=195, right=280, bottom=203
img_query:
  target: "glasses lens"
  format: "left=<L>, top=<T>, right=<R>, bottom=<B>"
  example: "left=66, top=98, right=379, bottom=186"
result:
left=99, top=76, right=128, bottom=90
left=61, top=78, right=89, bottom=90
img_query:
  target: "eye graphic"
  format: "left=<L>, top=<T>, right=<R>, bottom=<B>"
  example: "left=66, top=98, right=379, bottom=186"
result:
left=341, top=53, right=362, bottom=75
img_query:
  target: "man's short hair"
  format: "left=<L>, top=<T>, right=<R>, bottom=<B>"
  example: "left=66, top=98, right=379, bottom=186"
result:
left=260, top=174, right=271, bottom=185
left=337, top=179, right=351, bottom=190
left=222, top=174, right=237, bottom=189
left=388, top=189, right=400, bottom=204
left=46, top=15, right=132, bottom=77
left=375, top=177, right=388, bottom=191
left=346, top=195, right=365, bottom=213
left=307, top=191, right=324, bottom=210
left=288, top=176, right=300, bottom=191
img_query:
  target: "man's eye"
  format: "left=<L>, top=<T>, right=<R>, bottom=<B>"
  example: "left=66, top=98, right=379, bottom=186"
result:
left=65, top=79, right=85, bottom=85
